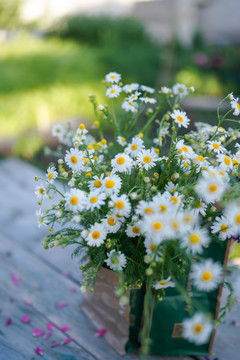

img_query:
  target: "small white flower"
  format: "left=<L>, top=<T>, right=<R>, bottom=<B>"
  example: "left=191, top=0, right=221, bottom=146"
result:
left=64, top=189, right=86, bottom=213
left=51, top=124, right=65, bottom=140
left=183, top=312, right=213, bottom=345
left=127, top=92, right=141, bottom=102
left=125, top=223, right=141, bottom=237
left=190, top=259, right=222, bottom=292
left=117, top=136, right=127, bottom=146
left=102, top=174, right=122, bottom=195
left=123, top=83, right=139, bottom=93
left=139, top=96, right=157, bottom=104
left=46, top=166, right=58, bottom=184
left=86, top=223, right=107, bottom=247
left=121, top=100, right=138, bottom=113
left=105, top=250, right=127, bottom=271
left=105, top=72, right=121, bottom=83
left=207, top=140, right=225, bottom=154
left=112, top=194, right=131, bottom=217
left=36, top=209, right=47, bottom=228
left=88, top=174, right=104, bottom=193
left=192, top=201, right=208, bottom=217
left=86, top=191, right=106, bottom=211
left=224, top=200, right=240, bottom=237
left=106, top=84, right=122, bottom=98
left=141, top=213, right=169, bottom=244
left=111, top=153, right=133, bottom=173
left=126, top=136, right=145, bottom=157
left=176, top=140, right=195, bottom=159
left=35, top=184, right=48, bottom=200
left=171, top=110, right=190, bottom=128
left=98, top=104, right=104, bottom=110
left=65, top=148, right=84, bottom=173
left=172, top=83, right=188, bottom=98
left=103, top=214, right=123, bottom=233
left=136, top=148, right=159, bottom=170
left=152, top=276, right=175, bottom=290
left=141, top=85, right=155, bottom=94
left=230, top=98, right=240, bottom=116
left=180, top=228, right=210, bottom=254
left=144, top=238, right=162, bottom=261
left=161, top=86, right=171, bottom=94
left=195, top=173, right=227, bottom=204
left=72, top=214, right=81, bottom=223
left=136, top=200, right=155, bottom=216
left=211, top=216, right=232, bottom=240
left=216, top=153, right=233, bottom=171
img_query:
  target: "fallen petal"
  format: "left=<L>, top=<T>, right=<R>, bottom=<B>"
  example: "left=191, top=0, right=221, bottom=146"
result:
left=50, top=341, right=60, bottom=348
left=61, top=337, right=72, bottom=345
left=24, top=300, right=32, bottom=306
left=60, top=325, right=71, bottom=332
left=46, top=322, right=55, bottom=330
left=44, top=331, right=52, bottom=339
left=56, top=301, right=67, bottom=309
left=231, top=320, right=239, bottom=326
left=11, top=273, right=20, bottom=286
left=95, top=329, right=107, bottom=337
left=21, top=315, right=30, bottom=324
left=35, top=347, right=43, bottom=356
left=5, top=318, right=12, bottom=326
left=62, top=272, right=70, bottom=278
left=70, top=287, right=77, bottom=293
left=32, top=329, right=44, bottom=337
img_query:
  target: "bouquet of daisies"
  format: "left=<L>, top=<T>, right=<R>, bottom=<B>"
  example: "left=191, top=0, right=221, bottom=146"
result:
left=35, top=72, right=240, bottom=353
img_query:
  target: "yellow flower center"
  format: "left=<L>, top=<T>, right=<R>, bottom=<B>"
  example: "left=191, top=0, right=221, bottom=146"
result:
left=121, top=137, right=126, bottom=142
left=209, top=184, right=218, bottom=192
left=143, top=156, right=151, bottom=163
left=233, top=159, right=239, bottom=168
left=236, top=214, right=240, bottom=224
left=177, top=116, right=183, bottom=123
left=159, top=205, right=167, bottom=213
left=110, top=89, right=116, bottom=94
left=108, top=217, right=116, bottom=226
left=116, top=201, right=124, bottom=210
left=171, top=220, right=179, bottom=229
left=182, top=146, right=188, bottom=152
left=196, top=201, right=202, bottom=209
left=87, top=145, right=93, bottom=150
left=83, top=158, right=88, bottom=165
left=105, top=179, right=115, bottom=188
left=150, top=244, right=156, bottom=251
left=101, top=139, right=107, bottom=145
left=111, top=257, right=119, bottom=264
left=110, top=75, right=116, bottom=79
left=117, top=156, right=125, bottom=165
left=220, top=224, right=228, bottom=233
left=90, top=196, right=98, bottom=204
left=170, top=196, right=178, bottom=204
left=39, top=188, right=44, bottom=194
left=94, top=179, right=102, bottom=188
left=131, top=144, right=138, bottom=150
left=189, top=234, right=200, bottom=244
left=237, top=103, right=240, bottom=110
left=219, top=171, right=225, bottom=177
left=79, top=123, right=85, bottom=130
left=224, top=157, right=231, bottom=166
left=202, top=271, right=212, bottom=282
left=159, top=281, right=168, bottom=286
left=213, top=143, right=220, bottom=149
left=70, top=196, right=78, bottom=205
left=153, top=221, right=162, bottom=230
left=48, top=172, right=53, bottom=180
left=198, top=155, right=204, bottom=162
left=132, top=226, right=140, bottom=234
left=144, top=207, right=153, bottom=214
left=92, top=231, right=100, bottom=239
left=138, top=132, right=143, bottom=137
left=183, top=162, right=189, bottom=168
left=94, top=120, right=100, bottom=127
left=185, top=216, right=191, bottom=223
left=71, top=155, right=78, bottom=164
left=194, top=324, right=203, bottom=333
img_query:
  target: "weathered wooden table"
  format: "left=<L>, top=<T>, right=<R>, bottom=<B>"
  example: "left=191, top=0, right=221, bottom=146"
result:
left=0, top=158, right=239, bottom=360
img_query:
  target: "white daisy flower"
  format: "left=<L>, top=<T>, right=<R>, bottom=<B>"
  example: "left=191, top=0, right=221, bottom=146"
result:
left=122, top=100, right=138, bottom=113
left=182, top=210, right=198, bottom=228
left=180, top=227, right=210, bottom=254
left=105, top=72, right=121, bottom=84
left=36, top=209, right=47, bottom=228
left=106, top=84, right=122, bottom=98
left=86, top=191, right=106, bottom=211
left=86, top=223, right=107, bottom=247
left=141, top=213, right=169, bottom=244
left=112, top=194, right=131, bottom=217
left=206, top=140, right=225, bottom=154
left=103, top=214, right=123, bottom=233
left=195, top=173, right=227, bottom=203
left=192, top=155, right=209, bottom=169
left=224, top=200, right=240, bottom=237
left=183, top=312, right=213, bottom=345
left=125, top=223, right=141, bottom=237
left=176, top=140, right=195, bottom=159
left=172, top=83, right=188, bottom=98
left=136, top=200, right=155, bottom=216
left=192, top=201, right=208, bottom=217
left=127, top=91, right=141, bottom=102
left=35, top=184, right=48, bottom=200
left=136, top=148, right=159, bottom=170
left=111, top=153, right=133, bottom=173
left=88, top=174, right=104, bottom=193
left=64, top=189, right=86, bottom=213
left=126, top=136, right=145, bottom=157
left=216, top=153, right=233, bottom=171
left=161, top=86, right=171, bottom=94
left=117, top=136, right=127, bottom=146
left=141, top=85, right=155, bottom=94
left=72, top=214, right=81, bottom=223
left=151, top=193, right=173, bottom=215
left=190, top=259, right=222, bottom=292
left=144, top=238, right=162, bottom=261
left=105, top=250, right=127, bottom=271
left=46, top=166, right=58, bottom=184
left=168, top=213, right=186, bottom=237
left=164, top=181, right=177, bottom=194
left=65, top=148, right=84, bottom=173
left=171, top=110, right=190, bottom=128
left=51, top=124, right=65, bottom=141
left=123, top=83, right=139, bottom=93
left=139, top=96, right=157, bottom=104
left=230, top=98, right=240, bottom=116
left=152, top=276, right=175, bottom=290
left=211, top=216, right=232, bottom=241
left=102, top=174, right=122, bottom=195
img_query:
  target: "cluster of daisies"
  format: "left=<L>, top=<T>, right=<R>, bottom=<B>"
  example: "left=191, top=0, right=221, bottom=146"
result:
left=35, top=72, right=240, bottom=347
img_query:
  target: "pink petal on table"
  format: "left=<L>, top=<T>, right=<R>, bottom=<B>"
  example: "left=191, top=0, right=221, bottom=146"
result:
left=60, top=325, right=71, bottom=332
left=95, top=329, right=107, bottom=337
left=34, top=347, right=43, bottom=356
left=5, top=318, right=12, bottom=326
left=62, top=272, right=70, bottom=278
left=43, top=331, right=52, bottom=339
left=46, top=322, right=55, bottom=330
left=50, top=341, right=60, bottom=348
left=56, top=301, right=67, bottom=309
left=11, top=273, right=20, bottom=286
left=24, top=300, right=32, bottom=306
left=70, top=287, right=77, bottom=293
left=21, top=315, right=30, bottom=324
left=61, top=337, right=72, bottom=345
left=32, top=329, right=44, bottom=337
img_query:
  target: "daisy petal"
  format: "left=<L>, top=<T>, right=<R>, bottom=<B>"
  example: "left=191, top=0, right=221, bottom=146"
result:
left=44, top=331, right=52, bottom=339
left=60, top=325, right=71, bottom=332
left=61, top=337, right=72, bottom=345
left=11, top=273, right=20, bottom=286
left=46, top=322, right=55, bottom=330
left=32, top=329, right=44, bottom=337
left=56, top=301, right=67, bottom=309
left=34, top=347, right=43, bottom=356
left=51, top=341, right=60, bottom=348
left=95, top=329, right=107, bottom=337
left=21, top=315, right=30, bottom=323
